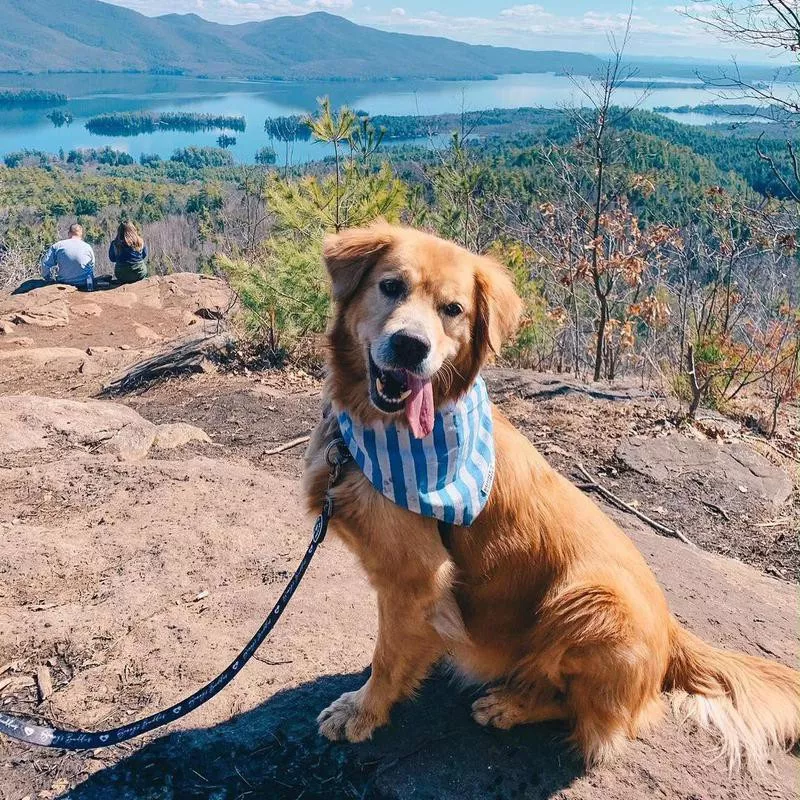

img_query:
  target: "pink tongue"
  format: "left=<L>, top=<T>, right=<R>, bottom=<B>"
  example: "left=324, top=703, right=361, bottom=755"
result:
left=405, top=374, right=434, bottom=438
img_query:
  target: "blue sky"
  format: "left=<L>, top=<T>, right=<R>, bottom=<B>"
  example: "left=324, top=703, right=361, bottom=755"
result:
left=107, top=0, right=773, bottom=60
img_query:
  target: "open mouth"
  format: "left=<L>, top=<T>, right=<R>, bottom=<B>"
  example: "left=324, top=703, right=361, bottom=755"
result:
left=368, top=352, right=411, bottom=413
left=367, top=352, right=435, bottom=438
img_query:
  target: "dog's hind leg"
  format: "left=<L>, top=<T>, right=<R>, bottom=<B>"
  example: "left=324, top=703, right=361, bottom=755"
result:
left=524, top=579, right=667, bottom=767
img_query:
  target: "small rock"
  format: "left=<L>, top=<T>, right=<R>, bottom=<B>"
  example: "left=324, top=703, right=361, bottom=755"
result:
left=195, top=307, right=224, bottom=320
left=108, top=425, right=157, bottom=461
left=36, top=666, right=53, bottom=701
left=153, top=422, right=211, bottom=450
left=134, top=324, right=163, bottom=342
left=72, top=302, right=103, bottom=317
left=79, top=359, right=104, bottom=376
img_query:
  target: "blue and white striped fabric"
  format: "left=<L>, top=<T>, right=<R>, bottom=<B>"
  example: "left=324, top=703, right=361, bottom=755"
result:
left=337, top=376, right=495, bottom=526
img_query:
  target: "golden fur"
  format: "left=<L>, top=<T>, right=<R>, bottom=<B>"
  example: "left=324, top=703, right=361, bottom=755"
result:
left=303, top=222, right=800, bottom=769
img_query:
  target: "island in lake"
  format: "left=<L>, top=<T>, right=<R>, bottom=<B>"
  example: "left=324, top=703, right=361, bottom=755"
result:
left=0, top=89, right=67, bottom=109
left=85, top=112, right=247, bottom=136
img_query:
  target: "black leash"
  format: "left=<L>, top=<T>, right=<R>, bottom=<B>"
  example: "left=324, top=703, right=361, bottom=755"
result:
left=0, top=440, right=350, bottom=751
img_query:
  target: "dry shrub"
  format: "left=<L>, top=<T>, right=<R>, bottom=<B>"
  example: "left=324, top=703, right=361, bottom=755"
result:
left=0, top=246, right=38, bottom=292
left=142, top=216, right=207, bottom=275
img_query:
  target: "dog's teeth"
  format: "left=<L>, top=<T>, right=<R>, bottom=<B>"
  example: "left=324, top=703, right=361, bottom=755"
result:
left=398, top=389, right=412, bottom=401
left=376, top=378, right=384, bottom=394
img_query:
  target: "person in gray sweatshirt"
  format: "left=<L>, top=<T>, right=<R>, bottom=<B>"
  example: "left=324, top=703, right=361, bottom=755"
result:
left=40, top=223, right=96, bottom=291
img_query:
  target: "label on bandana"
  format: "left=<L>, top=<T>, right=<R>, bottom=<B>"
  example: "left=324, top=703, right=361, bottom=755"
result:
left=337, top=377, right=495, bottom=526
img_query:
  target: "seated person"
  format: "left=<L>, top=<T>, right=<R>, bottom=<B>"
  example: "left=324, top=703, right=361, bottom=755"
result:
left=108, top=221, right=148, bottom=284
left=40, top=223, right=96, bottom=291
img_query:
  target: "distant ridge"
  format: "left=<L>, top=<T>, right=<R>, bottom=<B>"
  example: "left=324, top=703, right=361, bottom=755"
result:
left=0, top=1, right=604, bottom=80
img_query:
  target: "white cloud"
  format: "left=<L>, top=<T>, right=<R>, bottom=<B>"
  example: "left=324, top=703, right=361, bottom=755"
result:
left=219, top=0, right=262, bottom=10
left=666, top=2, right=716, bottom=12
left=500, top=5, right=551, bottom=19
left=361, top=3, right=738, bottom=56
left=390, top=7, right=406, bottom=17
left=307, top=0, right=353, bottom=8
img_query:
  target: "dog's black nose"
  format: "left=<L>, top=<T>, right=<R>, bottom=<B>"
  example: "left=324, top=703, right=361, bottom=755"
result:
left=389, top=331, right=431, bottom=369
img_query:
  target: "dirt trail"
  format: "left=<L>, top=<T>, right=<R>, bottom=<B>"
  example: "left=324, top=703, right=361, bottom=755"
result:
left=0, top=281, right=797, bottom=800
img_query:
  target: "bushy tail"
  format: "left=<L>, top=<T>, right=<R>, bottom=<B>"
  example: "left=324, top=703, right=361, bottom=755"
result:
left=666, top=618, right=800, bottom=771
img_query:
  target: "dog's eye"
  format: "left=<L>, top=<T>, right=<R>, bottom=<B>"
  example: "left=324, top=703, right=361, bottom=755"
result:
left=379, top=278, right=405, bottom=299
left=442, top=302, right=463, bottom=318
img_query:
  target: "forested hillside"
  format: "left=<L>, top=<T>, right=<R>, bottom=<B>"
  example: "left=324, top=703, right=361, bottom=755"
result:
left=0, top=3, right=603, bottom=80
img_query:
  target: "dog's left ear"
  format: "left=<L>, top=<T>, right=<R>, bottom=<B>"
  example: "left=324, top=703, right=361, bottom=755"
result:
left=324, top=224, right=394, bottom=304
left=472, top=255, right=523, bottom=364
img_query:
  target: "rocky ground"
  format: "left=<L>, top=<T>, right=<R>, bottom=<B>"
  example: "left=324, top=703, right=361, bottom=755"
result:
left=0, top=278, right=797, bottom=800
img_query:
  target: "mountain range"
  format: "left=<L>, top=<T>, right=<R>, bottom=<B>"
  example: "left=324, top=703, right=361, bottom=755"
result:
left=0, top=1, right=606, bottom=81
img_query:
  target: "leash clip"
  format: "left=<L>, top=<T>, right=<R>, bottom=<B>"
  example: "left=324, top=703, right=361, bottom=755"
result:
left=324, top=438, right=350, bottom=492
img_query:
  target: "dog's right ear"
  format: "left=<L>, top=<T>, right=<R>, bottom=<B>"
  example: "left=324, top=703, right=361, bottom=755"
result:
left=323, top=225, right=394, bottom=304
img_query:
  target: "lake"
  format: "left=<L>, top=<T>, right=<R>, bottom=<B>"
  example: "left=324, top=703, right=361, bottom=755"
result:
left=0, top=72, right=767, bottom=165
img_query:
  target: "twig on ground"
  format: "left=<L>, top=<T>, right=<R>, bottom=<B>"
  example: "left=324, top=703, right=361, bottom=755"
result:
left=753, top=518, right=792, bottom=528
left=234, top=764, right=254, bottom=789
left=263, top=435, right=311, bottom=456
left=743, top=435, right=800, bottom=464
left=253, top=655, right=293, bottom=666
left=700, top=500, right=731, bottom=521
left=574, top=463, right=695, bottom=547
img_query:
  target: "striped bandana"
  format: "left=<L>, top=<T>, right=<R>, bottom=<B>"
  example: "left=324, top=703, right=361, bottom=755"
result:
left=337, top=376, right=495, bottom=526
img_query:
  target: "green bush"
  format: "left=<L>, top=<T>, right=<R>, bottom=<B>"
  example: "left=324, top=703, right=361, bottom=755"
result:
left=171, top=147, right=234, bottom=169
left=255, top=146, right=277, bottom=165
left=217, top=100, right=407, bottom=360
left=74, top=196, right=100, bottom=216
left=186, top=184, right=225, bottom=214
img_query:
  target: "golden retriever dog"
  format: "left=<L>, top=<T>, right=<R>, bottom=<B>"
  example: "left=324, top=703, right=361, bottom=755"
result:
left=303, top=222, right=800, bottom=769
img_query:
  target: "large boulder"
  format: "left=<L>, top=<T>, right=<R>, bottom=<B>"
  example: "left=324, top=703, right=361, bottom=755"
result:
left=0, top=346, right=89, bottom=371
left=0, top=274, right=234, bottom=334
left=616, top=434, right=793, bottom=508
left=0, top=284, right=74, bottom=328
left=0, top=396, right=211, bottom=460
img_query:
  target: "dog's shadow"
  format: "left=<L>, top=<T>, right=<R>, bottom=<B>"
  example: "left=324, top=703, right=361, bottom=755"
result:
left=68, top=667, right=583, bottom=799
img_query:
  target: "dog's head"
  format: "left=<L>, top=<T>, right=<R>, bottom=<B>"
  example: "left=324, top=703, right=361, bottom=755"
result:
left=324, top=223, right=522, bottom=437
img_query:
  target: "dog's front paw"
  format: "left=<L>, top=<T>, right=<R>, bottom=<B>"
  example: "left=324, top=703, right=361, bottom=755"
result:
left=317, top=690, right=383, bottom=743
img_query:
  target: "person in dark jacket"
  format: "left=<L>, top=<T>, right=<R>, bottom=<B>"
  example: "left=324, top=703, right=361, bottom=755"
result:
left=109, top=221, right=148, bottom=284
